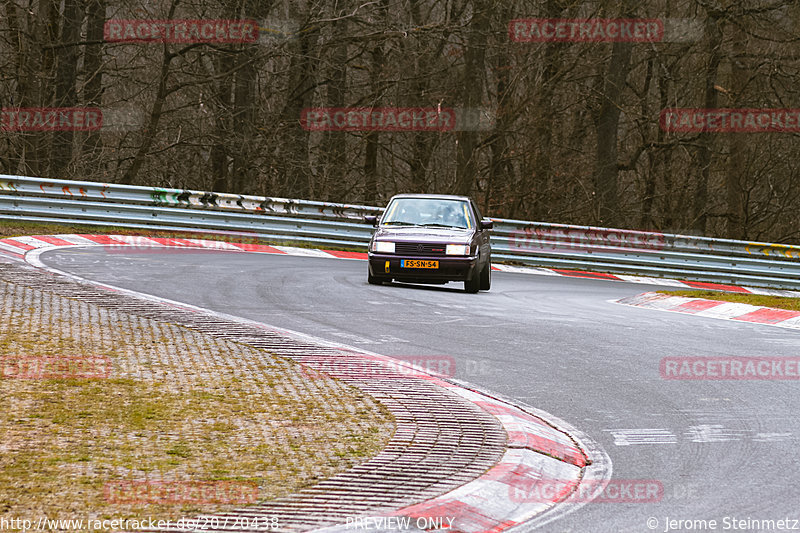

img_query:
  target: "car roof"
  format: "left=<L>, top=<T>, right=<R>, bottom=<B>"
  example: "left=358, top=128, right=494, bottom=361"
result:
left=387, top=194, right=472, bottom=202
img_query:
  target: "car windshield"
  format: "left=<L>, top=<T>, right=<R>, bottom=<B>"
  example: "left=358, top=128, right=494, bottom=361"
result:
left=381, top=198, right=473, bottom=229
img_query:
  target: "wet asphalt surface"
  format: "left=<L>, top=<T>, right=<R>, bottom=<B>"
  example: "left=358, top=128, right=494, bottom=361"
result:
left=41, top=248, right=800, bottom=533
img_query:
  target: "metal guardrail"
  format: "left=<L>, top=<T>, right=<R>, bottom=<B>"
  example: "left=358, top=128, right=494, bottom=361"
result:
left=2, top=174, right=800, bottom=289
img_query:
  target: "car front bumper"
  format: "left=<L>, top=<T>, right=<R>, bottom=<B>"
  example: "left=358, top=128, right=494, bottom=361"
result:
left=368, top=253, right=479, bottom=282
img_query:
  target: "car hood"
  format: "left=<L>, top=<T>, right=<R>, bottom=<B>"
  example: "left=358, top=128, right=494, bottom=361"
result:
left=372, top=226, right=473, bottom=244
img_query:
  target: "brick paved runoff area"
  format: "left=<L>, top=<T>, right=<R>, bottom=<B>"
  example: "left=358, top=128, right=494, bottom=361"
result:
left=0, top=262, right=506, bottom=531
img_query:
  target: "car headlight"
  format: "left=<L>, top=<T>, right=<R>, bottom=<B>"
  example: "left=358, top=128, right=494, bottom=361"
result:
left=372, top=241, right=395, bottom=253
left=446, top=244, right=470, bottom=255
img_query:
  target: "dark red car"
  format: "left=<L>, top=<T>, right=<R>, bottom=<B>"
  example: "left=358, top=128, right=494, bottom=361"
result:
left=365, top=194, right=493, bottom=293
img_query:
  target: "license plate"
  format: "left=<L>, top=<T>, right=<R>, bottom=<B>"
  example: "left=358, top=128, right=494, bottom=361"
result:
left=401, top=259, right=439, bottom=269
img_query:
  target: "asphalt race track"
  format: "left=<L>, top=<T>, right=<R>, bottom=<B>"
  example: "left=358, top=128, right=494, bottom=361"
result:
left=40, top=248, right=800, bottom=533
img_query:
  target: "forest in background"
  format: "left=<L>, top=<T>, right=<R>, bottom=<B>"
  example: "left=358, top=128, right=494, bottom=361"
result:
left=2, top=0, right=800, bottom=242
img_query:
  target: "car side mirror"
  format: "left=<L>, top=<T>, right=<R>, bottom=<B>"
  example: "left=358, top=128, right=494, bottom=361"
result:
left=364, top=215, right=379, bottom=226
left=480, top=219, right=493, bottom=230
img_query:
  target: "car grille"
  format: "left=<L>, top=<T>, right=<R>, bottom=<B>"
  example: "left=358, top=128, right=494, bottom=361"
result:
left=395, top=243, right=447, bottom=256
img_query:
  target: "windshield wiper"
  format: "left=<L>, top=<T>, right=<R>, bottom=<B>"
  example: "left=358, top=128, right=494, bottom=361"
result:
left=383, top=221, right=421, bottom=226
left=419, top=223, right=462, bottom=228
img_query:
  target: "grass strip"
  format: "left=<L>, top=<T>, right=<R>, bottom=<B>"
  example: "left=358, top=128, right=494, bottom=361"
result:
left=658, top=290, right=800, bottom=312
left=0, top=281, right=393, bottom=523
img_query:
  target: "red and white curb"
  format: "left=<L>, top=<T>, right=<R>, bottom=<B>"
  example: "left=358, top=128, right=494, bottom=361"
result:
left=2, top=233, right=799, bottom=297
left=340, top=385, right=590, bottom=533
left=1, top=233, right=611, bottom=533
left=616, top=292, right=800, bottom=330
left=0, top=234, right=365, bottom=261
left=315, top=385, right=600, bottom=533
left=494, top=264, right=800, bottom=296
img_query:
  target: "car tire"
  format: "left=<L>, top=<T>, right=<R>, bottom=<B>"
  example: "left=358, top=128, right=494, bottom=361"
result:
left=368, top=272, right=383, bottom=285
left=464, top=271, right=480, bottom=293
left=479, top=261, right=491, bottom=291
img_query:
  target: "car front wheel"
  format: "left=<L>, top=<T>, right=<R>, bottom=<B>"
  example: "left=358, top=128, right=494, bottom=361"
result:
left=464, top=270, right=480, bottom=293
left=368, top=272, right=384, bottom=285
left=480, top=261, right=491, bottom=291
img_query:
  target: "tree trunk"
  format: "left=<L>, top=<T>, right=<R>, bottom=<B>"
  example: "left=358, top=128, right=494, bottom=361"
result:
left=3, top=0, right=24, bottom=173
left=119, top=0, right=181, bottom=185
left=529, top=0, right=566, bottom=220
left=691, top=13, right=723, bottom=235
left=726, top=26, right=748, bottom=239
left=363, top=131, right=379, bottom=205
left=487, top=13, right=513, bottom=216
left=81, top=0, right=105, bottom=175
left=280, top=16, right=320, bottom=199
left=362, top=0, right=389, bottom=204
left=454, top=0, right=489, bottom=196
left=322, top=18, right=348, bottom=201
left=50, top=0, right=82, bottom=177
left=119, top=45, right=174, bottom=185
left=210, top=47, right=234, bottom=191
left=23, top=0, right=59, bottom=176
left=593, top=38, right=633, bottom=227
left=232, top=47, right=257, bottom=193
